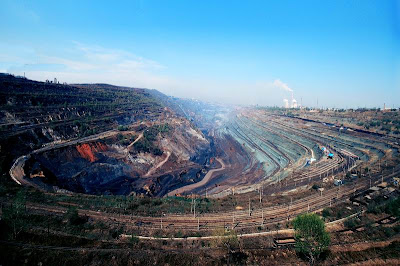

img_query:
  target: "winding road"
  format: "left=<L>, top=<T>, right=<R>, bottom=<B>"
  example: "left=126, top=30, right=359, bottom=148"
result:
left=144, top=151, right=171, bottom=177
left=167, top=158, right=226, bottom=196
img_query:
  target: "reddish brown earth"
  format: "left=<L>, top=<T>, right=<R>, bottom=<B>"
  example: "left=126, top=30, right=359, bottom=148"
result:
left=76, top=142, right=108, bottom=162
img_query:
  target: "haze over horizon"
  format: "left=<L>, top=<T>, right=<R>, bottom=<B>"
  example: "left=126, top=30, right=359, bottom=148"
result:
left=1, top=0, right=399, bottom=108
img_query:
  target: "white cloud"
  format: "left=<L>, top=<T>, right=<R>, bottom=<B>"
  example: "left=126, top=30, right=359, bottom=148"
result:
left=3, top=42, right=170, bottom=90
left=73, top=42, right=164, bottom=69
left=1, top=42, right=299, bottom=107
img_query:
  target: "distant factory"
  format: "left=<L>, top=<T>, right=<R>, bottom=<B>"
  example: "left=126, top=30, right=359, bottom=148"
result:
left=283, top=98, right=289, bottom=108
left=283, top=92, right=298, bottom=108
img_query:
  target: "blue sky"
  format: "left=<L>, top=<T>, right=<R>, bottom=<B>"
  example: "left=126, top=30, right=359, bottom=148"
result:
left=1, top=0, right=399, bottom=108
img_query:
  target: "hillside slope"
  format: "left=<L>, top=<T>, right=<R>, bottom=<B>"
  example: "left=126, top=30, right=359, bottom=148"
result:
left=0, top=73, right=213, bottom=196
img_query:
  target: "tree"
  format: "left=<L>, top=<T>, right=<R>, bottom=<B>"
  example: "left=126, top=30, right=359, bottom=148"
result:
left=117, top=125, right=128, bottom=131
left=292, top=213, right=330, bottom=265
left=65, top=207, right=86, bottom=226
left=383, top=197, right=400, bottom=218
left=211, top=227, right=239, bottom=252
left=210, top=227, right=241, bottom=265
left=2, top=189, right=27, bottom=239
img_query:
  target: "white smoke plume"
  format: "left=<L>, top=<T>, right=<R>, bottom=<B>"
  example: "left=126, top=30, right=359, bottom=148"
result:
left=283, top=98, right=289, bottom=108
left=273, top=79, right=293, bottom=92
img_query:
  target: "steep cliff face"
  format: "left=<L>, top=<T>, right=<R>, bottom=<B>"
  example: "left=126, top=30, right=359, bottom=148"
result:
left=0, top=74, right=163, bottom=174
left=76, top=143, right=108, bottom=162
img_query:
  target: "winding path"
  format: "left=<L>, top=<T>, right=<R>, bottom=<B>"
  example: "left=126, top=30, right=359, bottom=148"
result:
left=127, top=133, right=143, bottom=149
left=144, top=151, right=171, bottom=177
left=167, top=158, right=226, bottom=196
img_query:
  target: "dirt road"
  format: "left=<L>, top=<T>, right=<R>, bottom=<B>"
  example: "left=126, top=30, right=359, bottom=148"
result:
left=127, top=133, right=143, bottom=149
left=144, top=151, right=171, bottom=177
left=167, top=158, right=226, bottom=196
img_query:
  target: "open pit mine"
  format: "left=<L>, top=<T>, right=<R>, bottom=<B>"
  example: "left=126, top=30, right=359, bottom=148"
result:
left=1, top=74, right=214, bottom=197
left=1, top=73, right=400, bottom=241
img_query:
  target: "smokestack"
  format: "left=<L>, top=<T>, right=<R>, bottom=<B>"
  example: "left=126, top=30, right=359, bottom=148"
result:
left=291, top=91, right=294, bottom=105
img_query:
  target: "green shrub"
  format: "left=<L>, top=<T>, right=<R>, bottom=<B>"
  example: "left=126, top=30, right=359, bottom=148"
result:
left=130, top=235, right=140, bottom=245
left=383, top=227, right=395, bottom=237
left=383, top=198, right=400, bottom=217
left=1, top=189, right=27, bottom=239
left=336, top=209, right=344, bottom=219
left=118, top=125, right=128, bottom=131
left=139, top=198, right=151, bottom=205
left=151, top=199, right=163, bottom=206
left=322, top=208, right=331, bottom=218
left=344, top=218, right=359, bottom=229
left=65, top=207, right=87, bottom=226
left=175, top=231, right=184, bottom=238
left=367, top=203, right=380, bottom=214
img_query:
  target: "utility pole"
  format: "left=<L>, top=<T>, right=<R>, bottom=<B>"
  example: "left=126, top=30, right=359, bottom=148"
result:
left=197, top=217, right=200, bottom=231
left=190, top=194, right=193, bottom=213
left=193, top=198, right=196, bottom=218
left=287, top=204, right=290, bottom=221
left=261, top=209, right=264, bottom=226
left=259, top=185, right=262, bottom=203
left=248, top=198, right=251, bottom=216
left=369, top=173, right=372, bottom=188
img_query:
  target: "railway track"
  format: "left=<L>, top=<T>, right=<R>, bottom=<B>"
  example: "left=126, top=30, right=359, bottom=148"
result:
left=229, top=113, right=348, bottom=189
left=245, top=115, right=313, bottom=161
left=203, top=111, right=354, bottom=198
left=235, top=115, right=293, bottom=166
left=267, top=114, right=388, bottom=165
left=227, top=121, right=281, bottom=178
left=237, top=116, right=347, bottom=182
left=21, top=165, right=399, bottom=232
